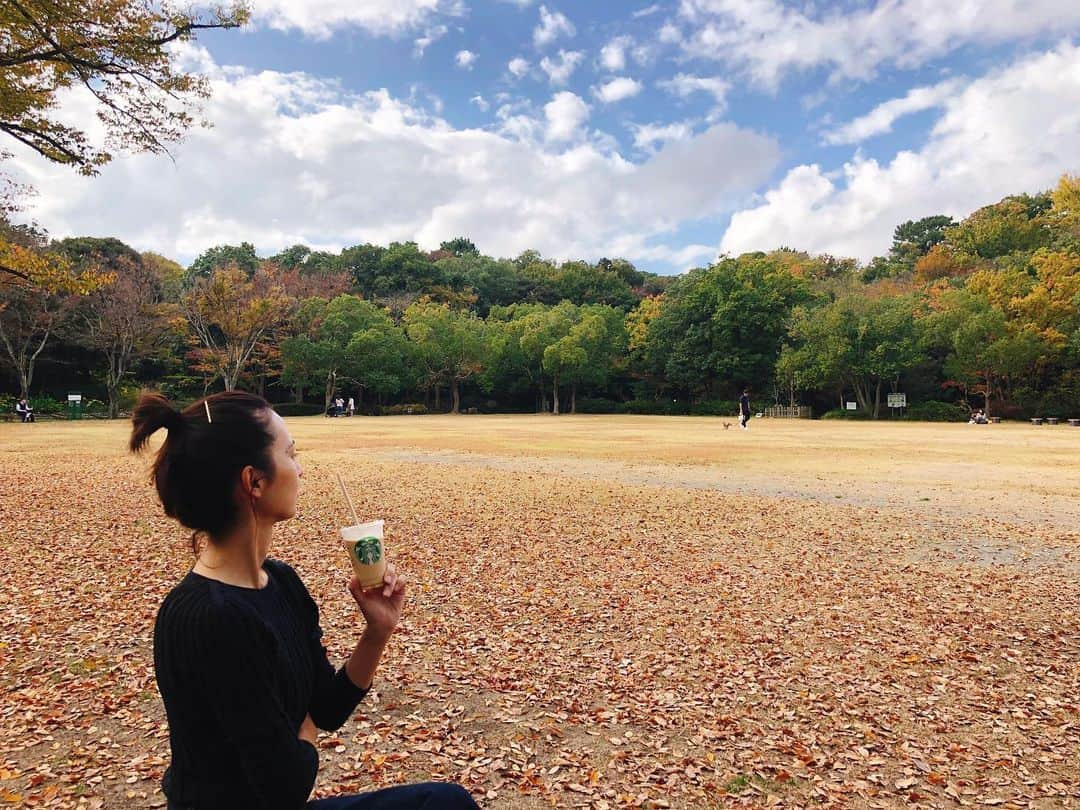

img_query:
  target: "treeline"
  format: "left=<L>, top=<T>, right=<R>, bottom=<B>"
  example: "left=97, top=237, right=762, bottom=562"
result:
left=1, top=174, right=1078, bottom=420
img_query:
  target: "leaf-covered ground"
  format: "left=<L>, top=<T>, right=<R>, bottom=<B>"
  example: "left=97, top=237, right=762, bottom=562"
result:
left=1, top=417, right=1078, bottom=809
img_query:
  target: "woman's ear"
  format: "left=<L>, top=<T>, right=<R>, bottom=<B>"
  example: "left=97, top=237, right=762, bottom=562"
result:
left=241, top=465, right=262, bottom=499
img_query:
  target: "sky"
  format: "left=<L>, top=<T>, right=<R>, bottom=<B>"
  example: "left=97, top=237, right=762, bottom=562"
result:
left=8, top=0, right=1080, bottom=274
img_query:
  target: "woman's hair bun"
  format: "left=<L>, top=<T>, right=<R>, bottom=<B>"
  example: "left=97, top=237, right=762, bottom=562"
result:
left=130, top=391, right=186, bottom=453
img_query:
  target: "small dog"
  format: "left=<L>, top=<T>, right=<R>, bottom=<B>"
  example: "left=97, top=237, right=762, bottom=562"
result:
left=722, top=422, right=732, bottom=430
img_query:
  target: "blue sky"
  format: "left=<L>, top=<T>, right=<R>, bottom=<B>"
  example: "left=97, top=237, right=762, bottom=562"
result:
left=11, top=0, right=1080, bottom=273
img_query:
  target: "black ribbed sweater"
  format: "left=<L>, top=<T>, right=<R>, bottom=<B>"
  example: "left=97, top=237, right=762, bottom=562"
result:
left=153, top=558, right=369, bottom=810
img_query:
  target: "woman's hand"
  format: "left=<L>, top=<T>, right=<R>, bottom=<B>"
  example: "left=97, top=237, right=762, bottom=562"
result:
left=298, top=713, right=317, bottom=746
left=348, top=563, right=406, bottom=639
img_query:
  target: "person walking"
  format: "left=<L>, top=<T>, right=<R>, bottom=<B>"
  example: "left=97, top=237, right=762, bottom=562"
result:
left=347, top=397, right=355, bottom=417
left=130, top=391, right=478, bottom=810
left=738, top=388, right=751, bottom=430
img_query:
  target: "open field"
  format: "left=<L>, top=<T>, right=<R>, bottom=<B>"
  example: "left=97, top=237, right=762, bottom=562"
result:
left=1, top=416, right=1078, bottom=808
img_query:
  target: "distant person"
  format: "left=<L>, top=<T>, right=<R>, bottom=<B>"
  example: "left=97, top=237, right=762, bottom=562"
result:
left=738, top=389, right=751, bottom=430
left=970, top=409, right=988, bottom=425
left=15, top=398, right=34, bottom=423
left=129, top=391, right=477, bottom=810
left=347, top=397, right=355, bottom=417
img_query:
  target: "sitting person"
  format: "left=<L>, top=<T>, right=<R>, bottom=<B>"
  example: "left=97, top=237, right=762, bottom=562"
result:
left=970, top=409, right=988, bottom=424
left=15, top=398, right=34, bottom=423
left=130, top=391, right=478, bottom=810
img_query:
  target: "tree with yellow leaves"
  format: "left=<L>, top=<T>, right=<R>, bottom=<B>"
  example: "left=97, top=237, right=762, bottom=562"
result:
left=0, top=0, right=248, bottom=289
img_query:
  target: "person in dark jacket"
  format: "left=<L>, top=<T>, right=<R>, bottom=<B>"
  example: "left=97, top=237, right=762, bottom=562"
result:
left=738, top=389, right=751, bottom=430
left=130, top=391, right=478, bottom=810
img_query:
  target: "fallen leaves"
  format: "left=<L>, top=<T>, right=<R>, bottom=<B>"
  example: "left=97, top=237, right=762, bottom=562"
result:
left=1, top=420, right=1079, bottom=808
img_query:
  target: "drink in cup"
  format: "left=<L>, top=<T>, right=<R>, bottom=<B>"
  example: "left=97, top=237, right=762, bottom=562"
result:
left=341, top=519, right=387, bottom=590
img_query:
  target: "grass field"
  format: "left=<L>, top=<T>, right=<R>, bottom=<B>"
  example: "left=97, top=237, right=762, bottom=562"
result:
left=1, top=415, right=1078, bottom=808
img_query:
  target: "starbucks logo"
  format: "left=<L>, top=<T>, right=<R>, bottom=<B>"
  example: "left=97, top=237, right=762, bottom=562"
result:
left=354, top=536, right=382, bottom=565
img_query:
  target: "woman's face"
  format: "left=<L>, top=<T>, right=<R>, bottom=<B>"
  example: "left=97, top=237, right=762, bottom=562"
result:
left=257, top=410, right=303, bottom=522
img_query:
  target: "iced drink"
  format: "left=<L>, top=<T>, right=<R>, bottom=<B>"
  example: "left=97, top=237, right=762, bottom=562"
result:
left=341, top=520, right=387, bottom=590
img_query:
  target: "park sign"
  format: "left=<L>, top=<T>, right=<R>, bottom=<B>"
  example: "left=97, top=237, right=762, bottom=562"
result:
left=888, top=393, right=907, bottom=408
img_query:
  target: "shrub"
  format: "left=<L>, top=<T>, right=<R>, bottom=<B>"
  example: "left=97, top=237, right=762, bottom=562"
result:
left=618, top=398, right=687, bottom=416
left=902, top=401, right=969, bottom=422
left=689, top=399, right=740, bottom=417
left=28, top=395, right=65, bottom=415
left=821, top=407, right=872, bottom=420
left=575, top=397, right=620, bottom=414
left=272, top=402, right=326, bottom=417
left=381, top=403, right=428, bottom=416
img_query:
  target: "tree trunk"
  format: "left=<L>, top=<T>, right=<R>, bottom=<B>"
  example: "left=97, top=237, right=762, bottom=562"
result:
left=538, top=377, right=547, bottom=413
left=552, top=372, right=560, bottom=415
left=570, top=383, right=577, bottom=414
left=324, top=369, right=336, bottom=412
left=451, top=379, right=461, bottom=414
left=872, top=379, right=882, bottom=419
left=434, top=384, right=441, bottom=411
left=107, top=385, right=119, bottom=419
left=294, top=385, right=303, bottom=404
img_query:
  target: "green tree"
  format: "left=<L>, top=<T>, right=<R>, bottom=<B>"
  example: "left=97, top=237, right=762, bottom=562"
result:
left=783, top=293, right=924, bottom=417
left=439, top=237, right=480, bottom=257
left=404, top=301, right=485, bottom=413
left=188, top=243, right=261, bottom=279
left=643, top=255, right=813, bottom=400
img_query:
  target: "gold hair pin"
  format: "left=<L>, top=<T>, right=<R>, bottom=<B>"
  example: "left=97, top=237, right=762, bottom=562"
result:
left=204, top=400, right=212, bottom=424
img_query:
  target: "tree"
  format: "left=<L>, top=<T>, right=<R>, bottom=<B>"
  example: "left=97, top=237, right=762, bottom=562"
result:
left=440, top=237, right=480, bottom=257
left=181, top=265, right=289, bottom=391
left=404, top=301, right=485, bottom=413
left=76, top=256, right=175, bottom=416
left=188, top=243, right=261, bottom=278
left=0, top=0, right=247, bottom=180
left=345, top=322, right=412, bottom=406
left=783, top=293, right=924, bottom=417
left=922, top=290, right=1048, bottom=417
left=890, top=215, right=956, bottom=265
left=643, top=255, right=813, bottom=400
left=0, top=283, right=71, bottom=398
left=0, top=217, right=106, bottom=292
left=518, top=303, right=576, bottom=412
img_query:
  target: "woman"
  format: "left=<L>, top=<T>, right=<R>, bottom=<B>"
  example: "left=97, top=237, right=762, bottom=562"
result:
left=131, top=391, right=478, bottom=810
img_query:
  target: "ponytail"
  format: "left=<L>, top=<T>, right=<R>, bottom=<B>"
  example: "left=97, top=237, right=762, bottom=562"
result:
left=130, top=391, right=187, bottom=453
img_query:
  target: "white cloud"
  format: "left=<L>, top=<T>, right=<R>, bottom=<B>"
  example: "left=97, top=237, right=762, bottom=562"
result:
left=455, top=49, right=478, bottom=70
left=413, top=25, right=448, bottom=58
left=823, top=78, right=964, bottom=145
left=631, top=121, right=694, bottom=151
left=539, top=50, right=584, bottom=85
left=677, top=0, right=1080, bottom=89
left=544, top=92, right=590, bottom=141
left=658, top=73, right=730, bottom=108
left=633, top=4, right=663, bottom=19
left=470, top=94, right=490, bottom=112
left=534, top=5, right=576, bottom=48
left=508, top=57, right=531, bottom=78
left=658, top=22, right=682, bottom=44
left=720, top=43, right=1080, bottom=262
left=599, top=36, right=632, bottom=72
left=593, top=77, right=644, bottom=104
left=249, top=0, right=465, bottom=38
left=6, top=48, right=779, bottom=273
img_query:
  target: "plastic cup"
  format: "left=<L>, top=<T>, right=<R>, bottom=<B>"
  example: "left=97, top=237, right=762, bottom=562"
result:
left=340, top=520, right=387, bottom=590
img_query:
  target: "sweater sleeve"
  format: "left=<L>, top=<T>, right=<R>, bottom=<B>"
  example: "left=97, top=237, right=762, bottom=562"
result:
left=273, top=562, right=370, bottom=731
left=195, top=600, right=320, bottom=810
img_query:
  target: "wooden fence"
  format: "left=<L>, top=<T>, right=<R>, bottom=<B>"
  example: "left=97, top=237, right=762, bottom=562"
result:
left=764, top=405, right=812, bottom=419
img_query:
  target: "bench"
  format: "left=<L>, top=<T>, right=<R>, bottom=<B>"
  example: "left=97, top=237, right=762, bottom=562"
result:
left=990, top=416, right=1001, bottom=424
left=1031, top=418, right=1043, bottom=425
left=1069, top=419, right=1080, bottom=427
left=1046, top=417, right=1059, bottom=425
